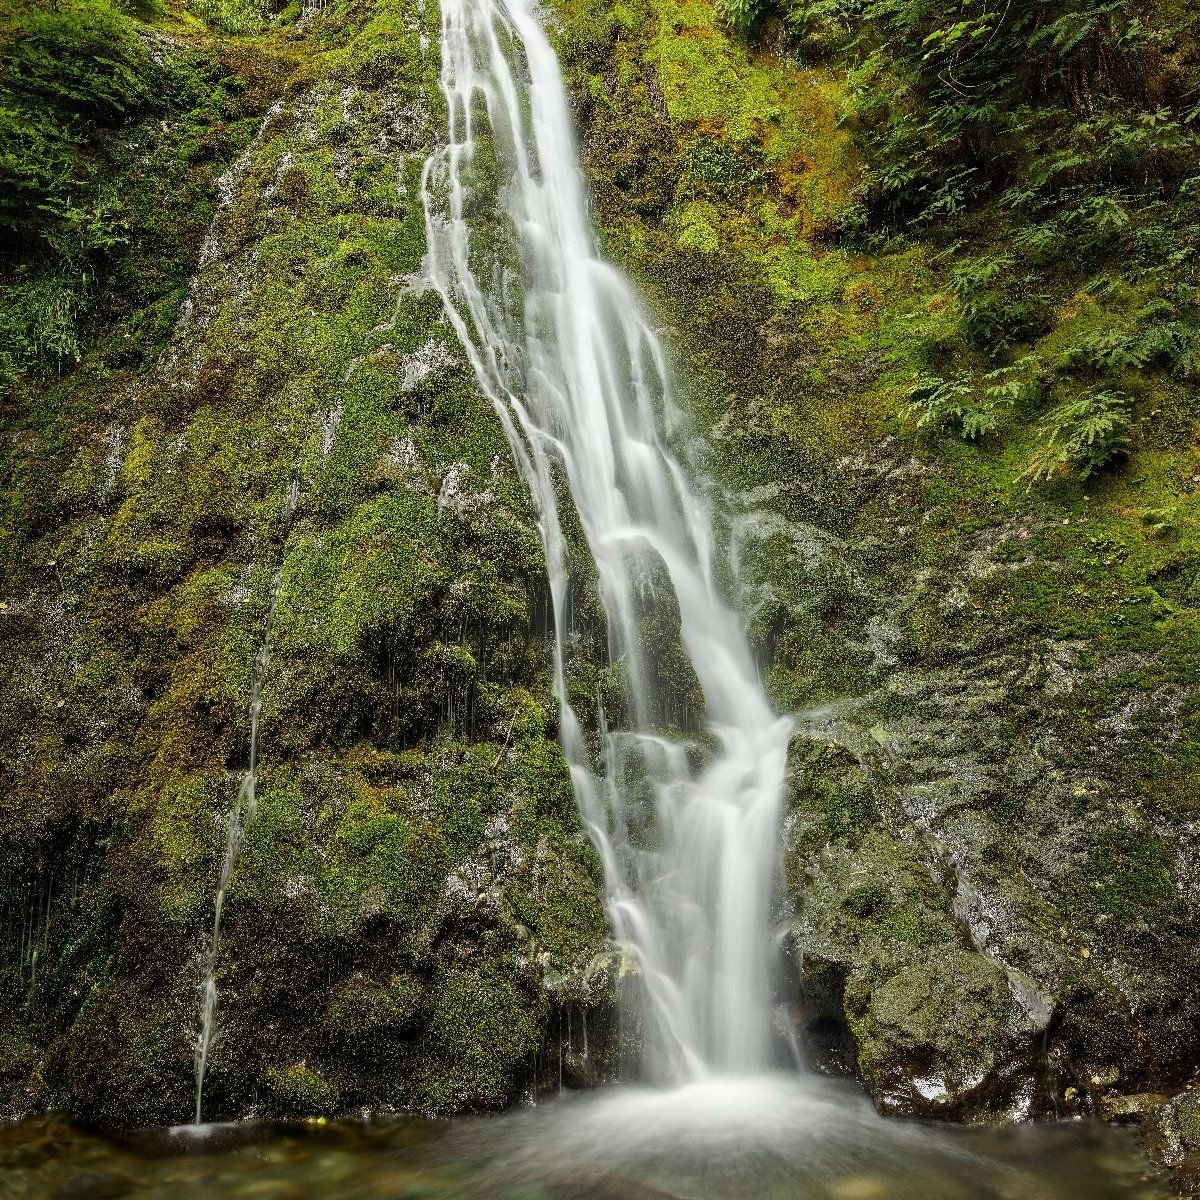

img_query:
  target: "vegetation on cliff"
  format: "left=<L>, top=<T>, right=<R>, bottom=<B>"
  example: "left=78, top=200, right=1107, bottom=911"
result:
left=555, top=0, right=1200, bottom=1150
left=0, top=0, right=1198, bottom=1191
left=759, top=0, right=1200, bottom=488
left=0, top=0, right=300, bottom=396
left=1, top=0, right=610, bottom=1125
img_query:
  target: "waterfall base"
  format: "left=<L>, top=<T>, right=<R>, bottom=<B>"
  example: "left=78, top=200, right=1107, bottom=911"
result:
left=2, top=1078, right=1164, bottom=1200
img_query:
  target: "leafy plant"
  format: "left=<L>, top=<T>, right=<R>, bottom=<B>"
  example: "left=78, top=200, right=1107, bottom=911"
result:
left=0, top=270, right=86, bottom=390
left=190, top=0, right=275, bottom=36
left=0, top=0, right=165, bottom=387
left=1023, top=388, right=1132, bottom=481
left=904, top=355, right=1042, bottom=440
left=1050, top=306, right=1200, bottom=379
left=724, top=0, right=1200, bottom=479
left=903, top=373, right=1005, bottom=439
left=718, top=0, right=762, bottom=37
left=0, top=0, right=159, bottom=228
left=949, top=252, right=1051, bottom=350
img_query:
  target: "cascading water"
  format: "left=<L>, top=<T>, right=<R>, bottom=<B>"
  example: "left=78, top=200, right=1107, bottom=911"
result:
left=421, top=0, right=792, bottom=1079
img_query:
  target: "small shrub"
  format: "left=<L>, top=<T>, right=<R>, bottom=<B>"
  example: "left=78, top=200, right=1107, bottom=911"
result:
left=950, top=253, right=1050, bottom=350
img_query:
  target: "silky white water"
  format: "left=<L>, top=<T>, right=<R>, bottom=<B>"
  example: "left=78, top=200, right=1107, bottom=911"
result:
left=422, top=0, right=792, bottom=1079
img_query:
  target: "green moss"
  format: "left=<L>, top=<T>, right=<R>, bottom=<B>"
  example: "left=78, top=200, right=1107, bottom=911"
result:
left=274, top=493, right=442, bottom=660
left=849, top=949, right=1011, bottom=1095
left=326, top=971, right=423, bottom=1044
left=0, top=0, right=613, bottom=1125
left=263, top=1062, right=338, bottom=1114
left=140, top=773, right=223, bottom=923
left=1179, top=1095, right=1200, bottom=1149
left=674, top=200, right=720, bottom=254
left=417, top=958, right=544, bottom=1110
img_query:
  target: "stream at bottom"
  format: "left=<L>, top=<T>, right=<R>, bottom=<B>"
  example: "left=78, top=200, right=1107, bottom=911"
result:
left=1, top=1075, right=1166, bottom=1200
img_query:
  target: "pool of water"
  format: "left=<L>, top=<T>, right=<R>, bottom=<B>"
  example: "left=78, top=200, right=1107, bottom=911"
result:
left=1, top=1075, right=1167, bottom=1200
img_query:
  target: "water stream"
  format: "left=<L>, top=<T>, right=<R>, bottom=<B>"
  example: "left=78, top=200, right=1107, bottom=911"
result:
left=1, top=1091, right=1166, bottom=1199
left=193, top=477, right=300, bottom=1125
left=421, top=0, right=793, bottom=1081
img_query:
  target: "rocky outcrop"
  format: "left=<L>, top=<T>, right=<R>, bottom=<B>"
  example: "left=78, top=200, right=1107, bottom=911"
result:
left=556, top=0, right=1200, bottom=1145
left=0, top=0, right=611, bottom=1125
left=757, top=451, right=1199, bottom=1120
left=1142, top=1087, right=1200, bottom=1198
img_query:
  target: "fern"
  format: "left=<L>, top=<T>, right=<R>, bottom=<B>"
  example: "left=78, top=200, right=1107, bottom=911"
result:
left=1024, top=388, right=1132, bottom=482
left=0, top=0, right=175, bottom=387
left=190, top=0, right=275, bottom=35
left=984, top=356, right=1042, bottom=404
left=0, top=270, right=87, bottom=390
left=903, top=373, right=1011, bottom=439
left=719, top=0, right=762, bottom=37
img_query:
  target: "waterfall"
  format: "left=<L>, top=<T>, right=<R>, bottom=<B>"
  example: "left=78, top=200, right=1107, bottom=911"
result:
left=421, top=0, right=792, bottom=1079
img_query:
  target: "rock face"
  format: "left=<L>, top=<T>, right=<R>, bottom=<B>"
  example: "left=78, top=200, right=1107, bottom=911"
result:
left=555, top=0, right=1200, bottom=1138
left=754, top=443, right=1200, bottom=1122
left=1, top=0, right=610, bottom=1125
left=2, top=0, right=1198, bottom=1163
left=1142, top=1087, right=1200, bottom=1198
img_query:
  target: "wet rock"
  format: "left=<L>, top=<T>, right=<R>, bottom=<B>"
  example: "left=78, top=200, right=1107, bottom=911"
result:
left=787, top=820, right=1059, bottom=1118
left=852, top=950, right=1010, bottom=1112
left=776, top=470, right=1200, bottom=1122
left=1101, top=1093, right=1172, bottom=1124
left=1140, top=1087, right=1200, bottom=1197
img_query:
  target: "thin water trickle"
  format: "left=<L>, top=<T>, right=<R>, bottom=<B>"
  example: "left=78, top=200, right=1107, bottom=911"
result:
left=421, top=0, right=792, bottom=1079
left=193, top=476, right=300, bottom=1125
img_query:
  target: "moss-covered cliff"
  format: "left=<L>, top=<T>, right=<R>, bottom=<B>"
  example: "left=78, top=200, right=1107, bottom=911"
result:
left=1, top=0, right=610, bottom=1125
left=1, top=0, right=1198, bottom=1186
left=551, top=0, right=1200, bottom=1174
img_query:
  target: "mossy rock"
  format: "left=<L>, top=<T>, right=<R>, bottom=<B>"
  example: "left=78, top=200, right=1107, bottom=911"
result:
left=262, top=1062, right=339, bottom=1116
left=1141, top=1087, right=1200, bottom=1198
left=846, top=950, right=1012, bottom=1115
left=0, top=0, right=614, bottom=1125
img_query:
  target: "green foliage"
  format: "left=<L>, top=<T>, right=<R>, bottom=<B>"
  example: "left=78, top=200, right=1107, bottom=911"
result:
left=1024, top=387, right=1133, bottom=481
left=904, top=374, right=1004, bottom=440
left=949, top=253, right=1050, bottom=351
left=719, top=0, right=763, bottom=37
left=725, top=0, right=1200, bottom=483
left=0, top=0, right=161, bottom=384
left=681, top=134, right=769, bottom=204
left=190, top=0, right=275, bottom=36
left=0, top=270, right=86, bottom=389
left=904, top=357, right=1040, bottom=440
left=813, top=0, right=1200, bottom=236
left=0, top=0, right=276, bottom=388
left=0, top=0, right=158, bottom=233
left=1050, top=302, right=1200, bottom=379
